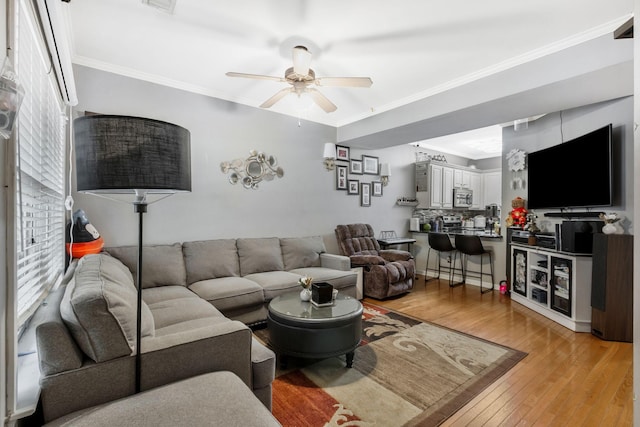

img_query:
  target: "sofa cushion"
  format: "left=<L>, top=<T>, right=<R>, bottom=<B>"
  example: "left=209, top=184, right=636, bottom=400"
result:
left=280, top=236, right=325, bottom=271
left=243, top=271, right=302, bottom=301
left=182, top=239, right=239, bottom=285
left=143, top=286, right=224, bottom=330
left=189, top=277, right=264, bottom=312
left=237, top=238, right=284, bottom=276
left=106, top=243, right=187, bottom=289
left=42, top=371, right=281, bottom=427
left=60, top=254, right=155, bottom=363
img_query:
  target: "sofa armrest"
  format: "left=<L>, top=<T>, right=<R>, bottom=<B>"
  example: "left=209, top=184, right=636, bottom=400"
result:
left=320, top=253, right=352, bottom=271
left=349, top=254, right=386, bottom=267
left=40, top=321, right=253, bottom=423
left=379, top=250, right=413, bottom=262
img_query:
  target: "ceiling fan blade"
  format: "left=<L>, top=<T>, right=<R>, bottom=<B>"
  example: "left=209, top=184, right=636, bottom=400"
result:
left=292, top=46, right=312, bottom=76
left=306, top=88, right=337, bottom=113
left=226, top=72, right=284, bottom=83
left=315, top=77, right=373, bottom=88
left=260, top=87, right=293, bottom=108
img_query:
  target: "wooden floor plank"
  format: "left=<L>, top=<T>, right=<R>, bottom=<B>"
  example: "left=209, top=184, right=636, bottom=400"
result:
left=364, top=277, right=633, bottom=426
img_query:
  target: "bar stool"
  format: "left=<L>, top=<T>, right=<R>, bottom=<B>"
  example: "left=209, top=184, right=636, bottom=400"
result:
left=453, top=234, right=495, bottom=294
left=425, top=233, right=462, bottom=287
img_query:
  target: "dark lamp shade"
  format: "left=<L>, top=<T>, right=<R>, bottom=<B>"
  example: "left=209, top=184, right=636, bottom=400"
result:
left=74, top=115, right=191, bottom=193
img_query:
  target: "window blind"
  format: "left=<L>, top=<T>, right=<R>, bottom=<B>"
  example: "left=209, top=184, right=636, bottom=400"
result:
left=14, top=0, right=66, bottom=333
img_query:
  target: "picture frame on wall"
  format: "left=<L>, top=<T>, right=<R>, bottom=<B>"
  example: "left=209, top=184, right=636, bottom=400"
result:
left=362, top=155, right=379, bottom=175
left=336, top=165, right=348, bottom=190
left=372, top=181, right=383, bottom=197
left=360, top=182, right=371, bottom=206
left=348, top=179, right=359, bottom=195
left=336, top=145, right=350, bottom=162
left=349, top=158, right=363, bottom=175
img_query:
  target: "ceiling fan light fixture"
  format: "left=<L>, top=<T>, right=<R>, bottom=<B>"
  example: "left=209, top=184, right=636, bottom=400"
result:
left=292, top=45, right=312, bottom=76
left=226, top=45, right=371, bottom=114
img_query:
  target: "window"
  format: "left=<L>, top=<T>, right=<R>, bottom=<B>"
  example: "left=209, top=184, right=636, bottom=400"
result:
left=14, top=0, right=66, bottom=334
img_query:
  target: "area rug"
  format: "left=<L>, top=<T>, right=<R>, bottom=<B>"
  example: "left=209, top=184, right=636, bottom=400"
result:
left=255, top=303, right=527, bottom=427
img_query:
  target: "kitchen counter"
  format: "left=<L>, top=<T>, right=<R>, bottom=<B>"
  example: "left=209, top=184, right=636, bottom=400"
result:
left=411, top=229, right=507, bottom=286
left=411, top=228, right=503, bottom=239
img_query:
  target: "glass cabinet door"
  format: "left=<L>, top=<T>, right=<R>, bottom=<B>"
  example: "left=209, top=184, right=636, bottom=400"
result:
left=550, top=257, right=572, bottom=316
left=512, top=249, right=527, bottom=296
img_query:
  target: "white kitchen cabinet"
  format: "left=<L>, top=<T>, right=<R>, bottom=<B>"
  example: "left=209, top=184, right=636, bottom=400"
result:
left=442, top=166, right=454, bottom=208
left=453, top=169, right=469, bottom=188
left=416, top=162, right=501, bottom=211
left=429, top=163, right=443, bottom=208
left=483, top=170, right=501, bottom=207
left=420, top=162, right=454, bottom=209
left=469, top=171, right=482, bottom=209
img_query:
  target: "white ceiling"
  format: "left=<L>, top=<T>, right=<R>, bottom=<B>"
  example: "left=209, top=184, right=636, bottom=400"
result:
left=63, top=1, right=633, bottom=158
left=413, top=125, right=504, bottom=160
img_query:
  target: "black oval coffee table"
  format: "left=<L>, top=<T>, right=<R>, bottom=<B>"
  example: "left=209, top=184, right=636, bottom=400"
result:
left=267, top=292, right=363, bottom=368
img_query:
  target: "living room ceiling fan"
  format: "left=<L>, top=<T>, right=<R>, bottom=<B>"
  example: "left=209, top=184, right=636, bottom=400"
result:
left=226, top=46, right=372, bottom=113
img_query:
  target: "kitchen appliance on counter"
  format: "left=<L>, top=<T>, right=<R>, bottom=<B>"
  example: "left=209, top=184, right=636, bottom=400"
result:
left=441, top=215, right=462, bottom=231
left=453, top=188, right=473, bottom=208
left=485, top=204, right=500, bottom=218
left=474, top=215, right=487, bottom=229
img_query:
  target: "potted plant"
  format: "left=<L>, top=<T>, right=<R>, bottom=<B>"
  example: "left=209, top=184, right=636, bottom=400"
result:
left=298, top=276, right=313, bottom=301
left=599, top=213, right=622, bottom=235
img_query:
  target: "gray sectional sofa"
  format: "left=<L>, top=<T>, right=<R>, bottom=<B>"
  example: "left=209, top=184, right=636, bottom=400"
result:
left=35, top=235, right=357, bottom=423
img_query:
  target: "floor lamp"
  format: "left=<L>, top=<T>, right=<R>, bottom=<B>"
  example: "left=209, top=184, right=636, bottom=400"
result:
left=73, top=115, right=191, bottom=393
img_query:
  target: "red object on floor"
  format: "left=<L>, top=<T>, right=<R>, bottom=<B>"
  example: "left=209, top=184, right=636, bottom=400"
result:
left=66, top=237, right=104, bottom=258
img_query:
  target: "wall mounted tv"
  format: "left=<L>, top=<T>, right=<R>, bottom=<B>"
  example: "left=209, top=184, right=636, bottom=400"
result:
left=527, top=123, right=613, bottom=210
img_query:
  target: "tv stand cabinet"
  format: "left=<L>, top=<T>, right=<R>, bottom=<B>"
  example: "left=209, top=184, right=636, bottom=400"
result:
left=510, top=243, right=592, bottom=332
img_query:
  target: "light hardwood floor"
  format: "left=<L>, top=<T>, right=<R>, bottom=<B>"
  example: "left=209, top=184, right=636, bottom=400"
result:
left=364, top=276, right=633, bottom=426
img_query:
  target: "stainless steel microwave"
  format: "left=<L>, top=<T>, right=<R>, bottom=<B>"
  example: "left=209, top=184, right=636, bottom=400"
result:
left=453, top=188, right=473, bottom=208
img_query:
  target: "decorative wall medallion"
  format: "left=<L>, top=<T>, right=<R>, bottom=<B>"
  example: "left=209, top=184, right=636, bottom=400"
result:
left=220, top=150, right=283, bottom=189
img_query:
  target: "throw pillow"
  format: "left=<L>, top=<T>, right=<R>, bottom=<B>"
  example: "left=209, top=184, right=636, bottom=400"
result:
left=280, top=236, right=326, bottom=270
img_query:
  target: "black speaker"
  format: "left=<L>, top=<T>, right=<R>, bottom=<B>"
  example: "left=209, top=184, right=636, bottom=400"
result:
left=560, top=221, right=603, bottom=253
left=591, top=234, right=633, bottom=342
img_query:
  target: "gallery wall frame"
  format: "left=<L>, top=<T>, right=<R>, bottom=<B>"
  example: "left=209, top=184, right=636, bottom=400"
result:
left=360, top=182, right=371, bottom=206
left=348, top=179, right=359, bottom=195
left=362, top=155, right=379, bottom=175
left=349, top=158, right=363, bottom=175
left=336, top=165, right=348, bottom=190
left=336, top=145, right=350, bottom=162
left=372, top=181, right=383, bottom=197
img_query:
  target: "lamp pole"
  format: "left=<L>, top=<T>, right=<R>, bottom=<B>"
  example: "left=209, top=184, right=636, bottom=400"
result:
left=74, top=115, right=191, bottom=396
left=134, top=197, right=147, bottom=393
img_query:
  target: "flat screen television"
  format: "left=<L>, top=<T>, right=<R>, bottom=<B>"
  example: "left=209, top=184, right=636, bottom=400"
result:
left=527, top=124, right=613, bottom=210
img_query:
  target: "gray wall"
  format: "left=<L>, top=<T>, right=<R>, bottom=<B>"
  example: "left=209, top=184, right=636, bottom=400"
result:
left=501, top=96, right=634, bottom=235
left=72, top=65, right=420, bottom=253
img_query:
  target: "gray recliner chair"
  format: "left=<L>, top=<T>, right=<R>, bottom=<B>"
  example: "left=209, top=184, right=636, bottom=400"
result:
left=335, top=224, right=415, bottom=299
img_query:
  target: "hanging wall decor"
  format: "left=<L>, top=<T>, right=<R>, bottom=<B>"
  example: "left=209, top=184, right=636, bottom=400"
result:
left=506, top=148, right=527, bottom=190
left=221, top=150, right=284, bottom=189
